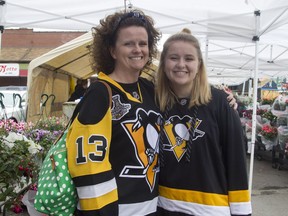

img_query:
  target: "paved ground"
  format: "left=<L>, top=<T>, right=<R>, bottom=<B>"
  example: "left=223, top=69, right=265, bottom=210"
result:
left=249, top=152, right=288, bottom=216
left=1, top=154, right=288, bottom=216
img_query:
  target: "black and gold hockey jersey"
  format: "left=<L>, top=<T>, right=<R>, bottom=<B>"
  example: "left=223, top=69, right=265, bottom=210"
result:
left=67, top=72, right=161, bottom=216
left=157, top=87, right=252, bottom=216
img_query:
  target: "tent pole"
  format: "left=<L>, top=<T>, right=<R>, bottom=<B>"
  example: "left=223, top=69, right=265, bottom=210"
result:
left=248, top=79, right=252, bottom=97
left=242, top=81, right=246, bottom=95
left=248, top=10, right=261, bottom=194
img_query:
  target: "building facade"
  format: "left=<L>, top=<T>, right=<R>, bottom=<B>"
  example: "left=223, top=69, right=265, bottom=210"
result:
left=0, top=28, right=86, bottom=86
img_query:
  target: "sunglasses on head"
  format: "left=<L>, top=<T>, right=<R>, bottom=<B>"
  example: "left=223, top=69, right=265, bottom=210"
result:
left=113, top=11, right=146, bottom=33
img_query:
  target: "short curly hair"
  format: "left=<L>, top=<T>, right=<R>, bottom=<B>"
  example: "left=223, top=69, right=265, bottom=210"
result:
left=90, top=9, right=161, bottom=75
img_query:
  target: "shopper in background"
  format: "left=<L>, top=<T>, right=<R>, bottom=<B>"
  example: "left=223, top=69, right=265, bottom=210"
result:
left=156, top=28, right=252, bottom=216
left=68, top=79, right=88, bottom=102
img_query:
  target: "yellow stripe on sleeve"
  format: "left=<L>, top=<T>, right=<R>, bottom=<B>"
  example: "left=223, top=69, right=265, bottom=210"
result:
left=79, top=188, right=118, bottom=210
left=228, top=190, right=251, bottom=202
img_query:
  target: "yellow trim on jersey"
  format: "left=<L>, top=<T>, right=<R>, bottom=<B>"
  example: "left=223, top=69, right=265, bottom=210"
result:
left=228, top=190, right=251, bottom=202
left=159, top=185, right=229, bottom=206
left=79, top=188, right=118, bottom=210
left=98, top=72, right=142, bottom=103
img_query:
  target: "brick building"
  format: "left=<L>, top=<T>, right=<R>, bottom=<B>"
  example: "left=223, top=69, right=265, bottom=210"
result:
left=0, top=28, right=86, bottom=86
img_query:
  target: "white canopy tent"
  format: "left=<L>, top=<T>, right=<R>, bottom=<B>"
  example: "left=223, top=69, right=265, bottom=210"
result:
left=1, top=0, right=288, bottom=192
left=1, top=0, right=288, bottom=85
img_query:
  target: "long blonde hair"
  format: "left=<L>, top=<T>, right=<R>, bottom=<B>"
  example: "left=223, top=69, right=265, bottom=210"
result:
left=156, top=29, right=211, bottom=112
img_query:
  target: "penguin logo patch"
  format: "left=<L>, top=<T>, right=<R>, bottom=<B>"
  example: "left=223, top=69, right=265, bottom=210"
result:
left=119, top=108, right=161, bottom=192
left=162, top=115, right=205, bottom=161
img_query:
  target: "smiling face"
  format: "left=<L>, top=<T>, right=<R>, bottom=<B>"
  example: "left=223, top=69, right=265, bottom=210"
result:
left=110, top=26, right=149, bottom=81
left=164, top=41, right=200, bottom=97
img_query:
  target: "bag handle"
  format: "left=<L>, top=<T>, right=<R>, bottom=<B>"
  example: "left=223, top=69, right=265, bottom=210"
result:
left=70, top=80, right=112, bottom=124
left=52, top=81, right=112, bottom=147
left=99, top=80, right=112, bottom=108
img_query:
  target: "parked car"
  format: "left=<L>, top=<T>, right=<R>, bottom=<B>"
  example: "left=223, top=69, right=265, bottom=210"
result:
left=0, top=86, right=27, bottom=122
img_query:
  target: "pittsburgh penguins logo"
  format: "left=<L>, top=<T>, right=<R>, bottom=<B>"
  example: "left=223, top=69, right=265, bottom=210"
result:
left=119, top=108, right=161, bottom=192
left=162, top=115, right=205, bottom=161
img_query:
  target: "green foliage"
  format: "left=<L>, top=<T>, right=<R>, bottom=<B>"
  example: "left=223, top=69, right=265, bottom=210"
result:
left=261, top=98, right=274, bottom=105
left=261, top=110, right=277, bottom=123
left=0, top=138, right=38, bottom=208
left=35, top=116, right=67, bottom=131
left=257, top=109, right=267, bottom=116
left=0, top=116, right=67, bottom=211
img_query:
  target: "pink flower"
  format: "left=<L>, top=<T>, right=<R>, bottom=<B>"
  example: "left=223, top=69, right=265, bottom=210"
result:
left=11, top=204, right=23, bottom=213
left=260, top=125, right=278, bottom=140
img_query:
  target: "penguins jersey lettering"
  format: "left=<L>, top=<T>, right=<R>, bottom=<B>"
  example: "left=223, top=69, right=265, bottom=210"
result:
left=158, top=87, right=252, bottom=216
left=66, top=72, right=161, bottom=216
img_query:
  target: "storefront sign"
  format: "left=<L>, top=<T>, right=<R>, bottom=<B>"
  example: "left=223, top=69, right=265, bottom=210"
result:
left=0, top=63, right=20, bottom=76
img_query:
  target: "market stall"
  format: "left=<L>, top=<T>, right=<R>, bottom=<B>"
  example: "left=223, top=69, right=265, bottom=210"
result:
left=242, top=96, right=288, bottom=169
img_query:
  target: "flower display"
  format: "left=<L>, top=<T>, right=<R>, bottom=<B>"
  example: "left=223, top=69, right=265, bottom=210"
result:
left=257, top=109, right=267, bottom=116
left=0, top=116, right=67, bottom=213
left=242, top=109, right=253, bottom=120
left=261, top=110, right=277, bottom=125
left=241, top=109, right=268, bottom=120
left=260, top=125, right=278, bottom=140
left=236, top=95, right=253, bottom=106
left=261, top=98, right=274, bottom=105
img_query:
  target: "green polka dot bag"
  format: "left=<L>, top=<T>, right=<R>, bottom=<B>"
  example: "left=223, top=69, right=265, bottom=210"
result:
left=34, top=129, right=78, bottom=216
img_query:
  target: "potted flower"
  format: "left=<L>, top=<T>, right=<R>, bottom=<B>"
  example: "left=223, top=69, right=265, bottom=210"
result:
left=242, top=109, right=253, bottom=120
left=0, top=116, right=67, bottom=214
left=261, top=111, right=277, bottom=126
left=259, top=125, right=278, bottom=150
left=261, top=98, right=274, bottom=105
